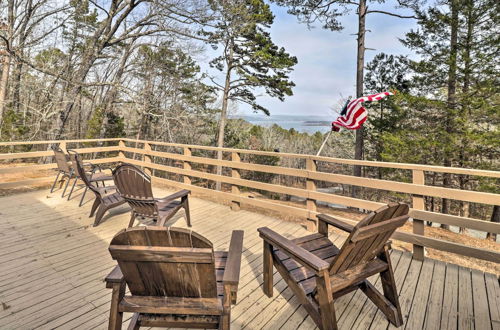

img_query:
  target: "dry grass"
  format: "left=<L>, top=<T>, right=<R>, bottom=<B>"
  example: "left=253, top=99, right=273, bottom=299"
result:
left=162, top=186, right=499, bottom=275
left=0, top=163, right=53, bottom=196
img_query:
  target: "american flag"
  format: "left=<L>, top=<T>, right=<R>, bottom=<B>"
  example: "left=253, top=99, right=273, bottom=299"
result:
left=331, top=91, right=394, bottom=131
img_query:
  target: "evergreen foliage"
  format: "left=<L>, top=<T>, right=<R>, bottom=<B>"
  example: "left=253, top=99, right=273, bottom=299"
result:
left=203, top=0, right=297, bottom=115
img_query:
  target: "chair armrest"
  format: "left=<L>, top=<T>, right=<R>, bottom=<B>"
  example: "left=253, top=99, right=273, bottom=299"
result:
left=105, top=265, right=124, bottom=288
left=258, top=227, right=330, bottom=272
left=96, top=164, right=114, bottom=171
left=95, top=186, right=117, bottom=195
left=222, top=230, right=244, bottom=286
left=317, top=214, right=355, bottom=233
left=90, top=164, right=114, bottom=174
left=156, top=189, right=191, bottom=203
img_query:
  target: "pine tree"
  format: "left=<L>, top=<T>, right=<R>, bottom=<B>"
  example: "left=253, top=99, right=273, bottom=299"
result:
left=364, top=53, right=411, bottom=178
left=133, top=43, right=215, bottom=142
left=272, top=0, right=418, bottom=180
left=397, top=0, right=499, bottom=225
left=203, top=0, right=297, bottom=190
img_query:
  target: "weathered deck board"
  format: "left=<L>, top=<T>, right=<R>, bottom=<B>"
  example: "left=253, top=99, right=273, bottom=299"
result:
left=0, top=188, right=498, bottom=330
left=403, top=258, right=434, bottom=330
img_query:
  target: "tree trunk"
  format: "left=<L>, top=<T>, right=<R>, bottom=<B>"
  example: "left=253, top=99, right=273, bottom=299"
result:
left=459, top=201, right=469, bottom=234
left=486, top=205, right=499, bottom=242
left=0, top=52, right=10, bottom=132
left=457, top=0, right=474, bottom=234
left=440, top=0, right=459, bottom=230
left=98, top=41, right=135, bottom=140
left=352, top=0, right=366, bottom=197
left=0, top=1, right=14, bottom=133
left=54, top=82, right=84, bottom=139
left=51, top=0, right=138, bottom=140
left=215, top=40, right=234, bottom=191
left=11, top=59, right=23, bottom=114
left=11, top=7, right=30, bottom=115
left=377, top=102, right=383, bottom=179
left=462, top=0, right=473, bottom=95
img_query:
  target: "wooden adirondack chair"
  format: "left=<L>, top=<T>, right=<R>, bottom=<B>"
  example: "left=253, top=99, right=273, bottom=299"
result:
left=112, top=163, right=191, bottom=228
left=73, top=153, right=126, bottom=226
left=105, top=227, right=244, bottom=330
left=258, top=203, right=409, bottom=330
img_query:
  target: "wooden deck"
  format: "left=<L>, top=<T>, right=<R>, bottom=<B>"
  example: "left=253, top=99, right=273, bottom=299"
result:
left=0, top=187, right=498, bottom=330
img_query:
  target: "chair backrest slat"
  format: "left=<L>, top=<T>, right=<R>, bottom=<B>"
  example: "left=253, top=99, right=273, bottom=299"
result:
left=52, top=147, right=71, bottom=173
left=113, top=164, right=158, bottom=218
left=329, top=203, right=409, bottom=274
left=70, top=151, right=101, bottom=197
left=67, top=150, right=82, bottom=178
left=109, top=227, right=218, bottom=298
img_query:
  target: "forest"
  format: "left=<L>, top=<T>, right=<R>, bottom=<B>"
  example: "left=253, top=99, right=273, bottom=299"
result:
left=0, top=0, right=498, bottom=225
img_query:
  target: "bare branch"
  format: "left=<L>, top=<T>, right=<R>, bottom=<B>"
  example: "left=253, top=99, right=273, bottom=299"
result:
left=366, top=10, right=416, bottom=19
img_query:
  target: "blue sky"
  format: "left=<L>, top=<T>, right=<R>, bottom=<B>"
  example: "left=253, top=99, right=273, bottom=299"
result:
left=203, top=1, right=418, bottom=117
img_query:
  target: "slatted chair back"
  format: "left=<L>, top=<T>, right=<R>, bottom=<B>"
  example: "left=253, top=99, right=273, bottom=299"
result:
left=329, top=203, right=409, bottom=274
left=67, top=149, right=82, bottom=178
left=53, top=147, right=71, bottom=173
left=72, top=152, right=101, bottom=197
left=109, top=227, right=218, bottom=298
left=112, top=164, right=158, bottom=218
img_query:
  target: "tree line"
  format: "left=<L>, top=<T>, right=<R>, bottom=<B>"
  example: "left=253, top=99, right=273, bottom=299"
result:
left=0, top=0, right=498, bottom=231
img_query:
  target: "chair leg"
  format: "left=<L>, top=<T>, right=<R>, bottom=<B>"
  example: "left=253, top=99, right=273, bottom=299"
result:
left=128, top=212, right=137, bottom=228
left=316, top=272, right=338, bottom=330
left=67, top=178, right=78, bottom=201
left=263, top=241, right=273, bottom=297
left=361, top=280, right=402, bottom=327
left=94, top=205, right=108, bottom=226
left=59, top=175, right=65, bottom=189
left=183, top=196, right=191, bottom=227
left=90, top=198, right=101, bottom=218
left=50, top=172, right=60, bottom=193
left=220, top=285, right=231, bottom=330
left=128, top=313, right=140, bottom=330
left=62, top=175, right=72, bottom=197
left=79, top=186, right=88, bottom=207
left=158, top=215, right=167, bottom=227
left=108, top=282, right=125, bottom=330
left=378, top=247, right=403, bottom=326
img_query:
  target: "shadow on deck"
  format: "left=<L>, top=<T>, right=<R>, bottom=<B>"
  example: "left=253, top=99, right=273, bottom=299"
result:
left=0, top=186, right=498, bottom=329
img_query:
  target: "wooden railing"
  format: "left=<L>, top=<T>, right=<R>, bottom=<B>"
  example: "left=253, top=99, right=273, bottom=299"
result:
left=0, top=138, right=122, bottom=188
left=1, top=138, right=499, bottom=264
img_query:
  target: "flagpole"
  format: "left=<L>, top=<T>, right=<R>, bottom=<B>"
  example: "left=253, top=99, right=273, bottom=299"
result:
left=316, top=97, right=351, bottom=156
left=316, top=131, right=332, bottom=156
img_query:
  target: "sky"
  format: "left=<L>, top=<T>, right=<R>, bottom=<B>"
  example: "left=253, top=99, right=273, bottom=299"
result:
left=202, top=1, right=418, bottom=117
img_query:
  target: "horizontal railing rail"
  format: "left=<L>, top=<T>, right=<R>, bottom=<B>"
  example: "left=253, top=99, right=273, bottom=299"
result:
left=0, top=139, right=122, bottom=189
left=120, top=138, right=500, bottom=177
left=0, top=138, right=498, bottom=264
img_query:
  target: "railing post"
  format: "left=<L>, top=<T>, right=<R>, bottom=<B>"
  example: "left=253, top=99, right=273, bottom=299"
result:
left=412, top=169, right=425, bottom=260
left=306, top=158, right=318, bottom=231
left=143, top=142, right=152, bottom=175
left=231, top=152, right=241, bottom=211
left=183, top=147, right=192, bottom=185
left=118, top=140, right=125, bottom=159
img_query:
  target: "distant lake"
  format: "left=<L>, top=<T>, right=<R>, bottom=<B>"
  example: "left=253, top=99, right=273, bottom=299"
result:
left=231, top=115, right=332, bottom=134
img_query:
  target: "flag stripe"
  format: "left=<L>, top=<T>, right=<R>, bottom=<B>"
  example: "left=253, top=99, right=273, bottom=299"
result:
left=332, top=92, right=393, bottom=131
